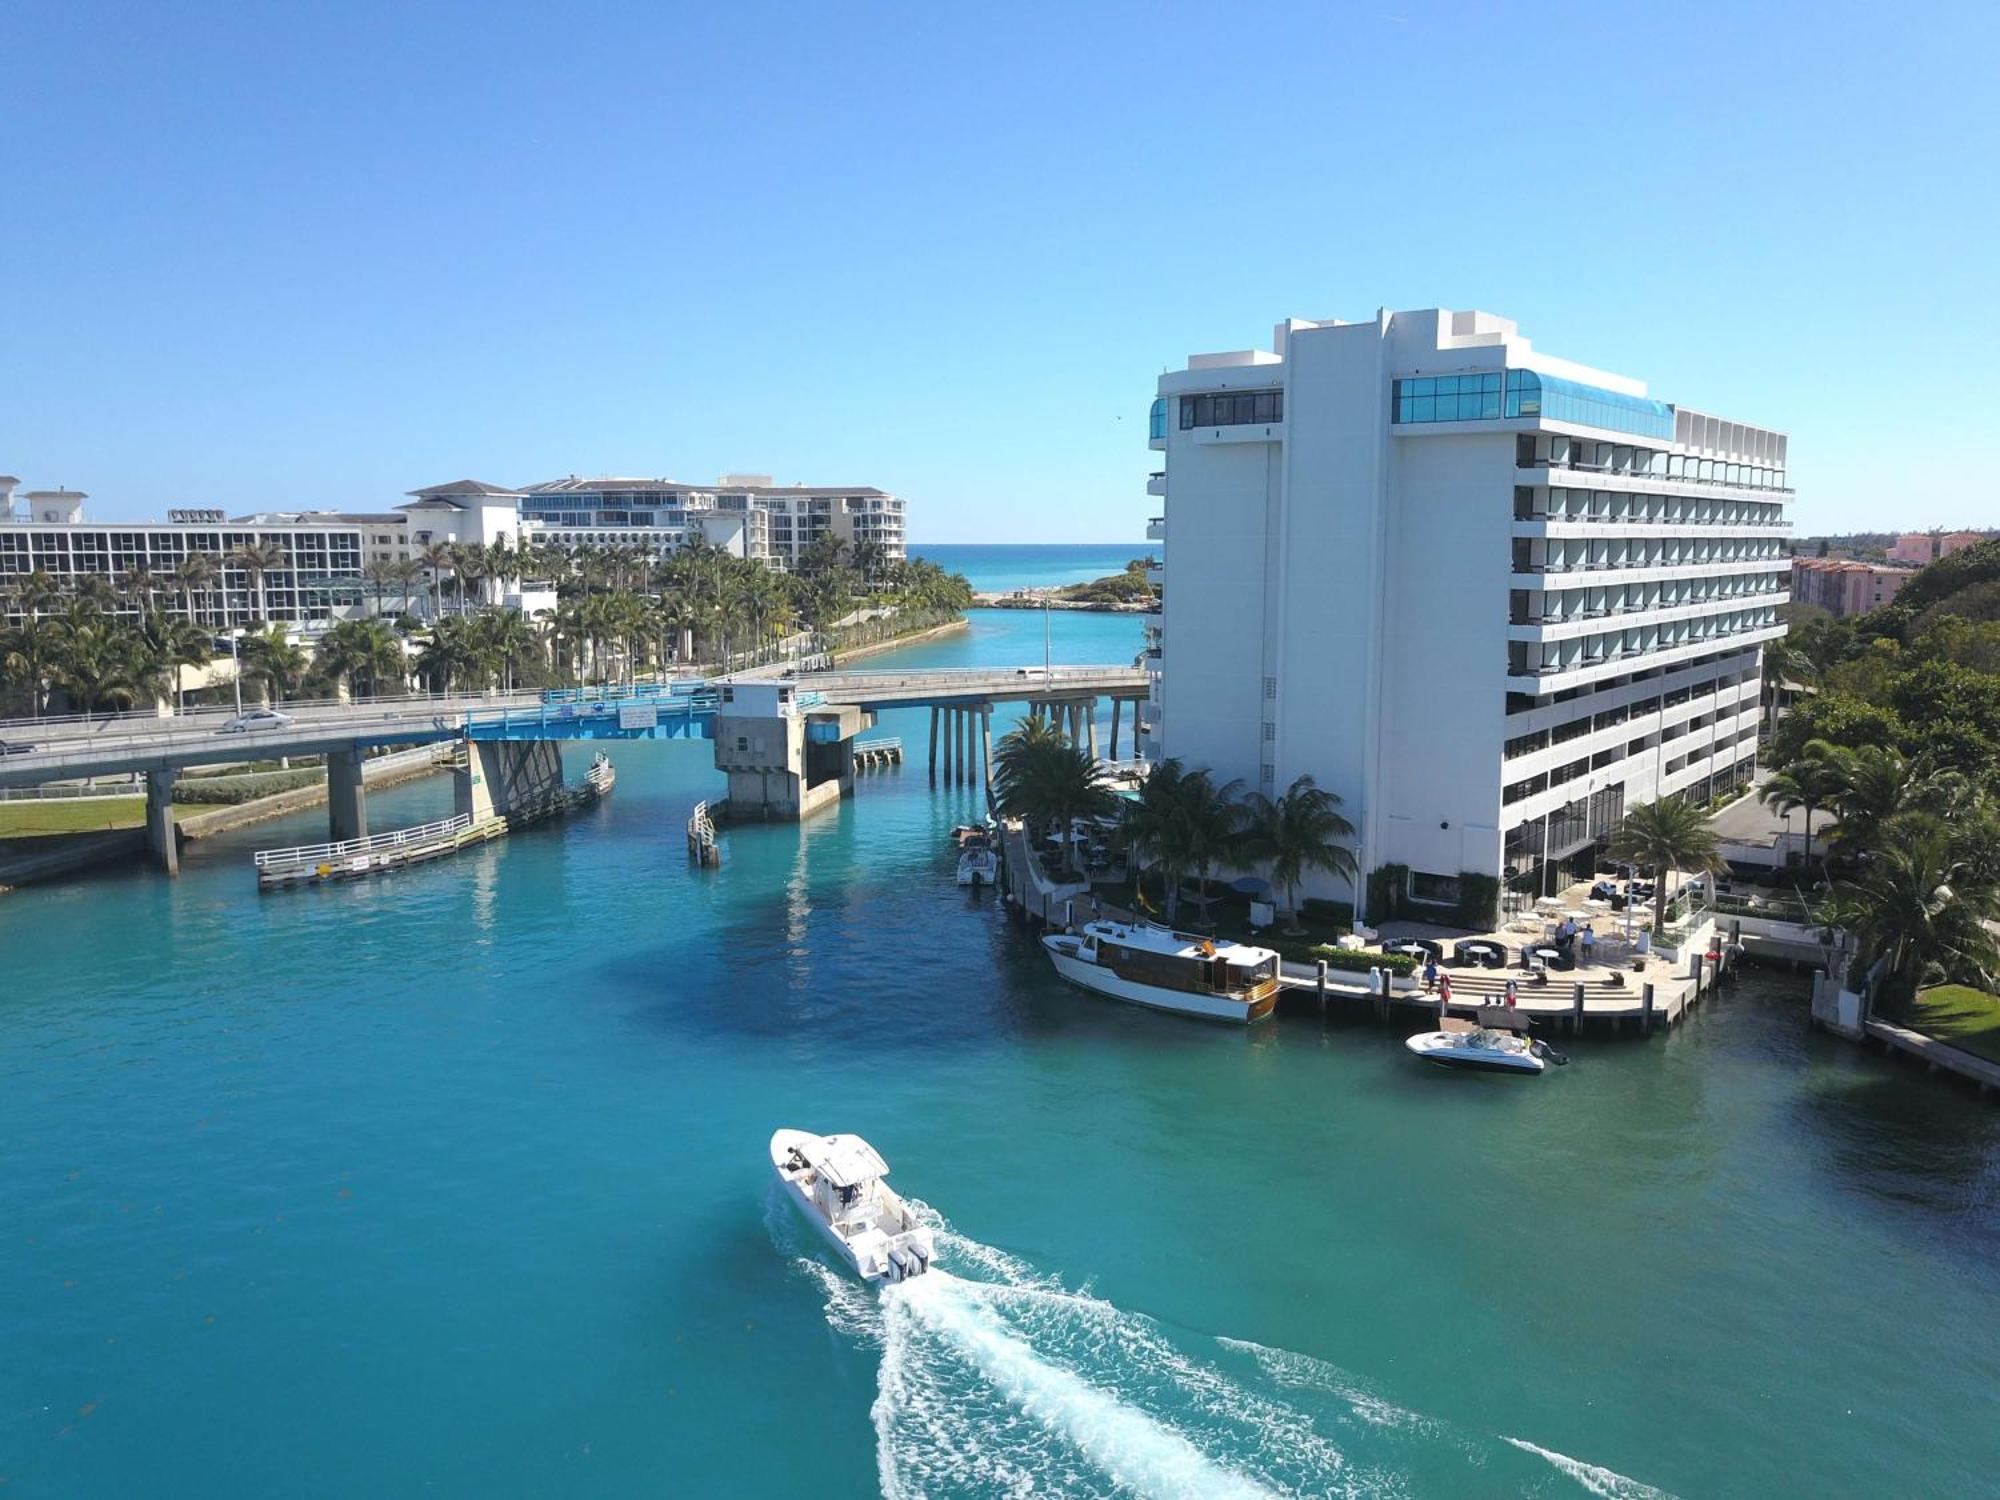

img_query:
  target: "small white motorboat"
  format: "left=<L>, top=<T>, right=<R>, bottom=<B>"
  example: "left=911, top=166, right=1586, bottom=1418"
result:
left=956, top=844, right=999, bottom=886
left=770, top=1129, right=934, bottom=1283
left=1406, top=1008, right=1565, bottom=1075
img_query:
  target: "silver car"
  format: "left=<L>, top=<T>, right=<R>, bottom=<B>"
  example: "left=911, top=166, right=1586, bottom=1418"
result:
left=217, top=709, right=295, bottom=734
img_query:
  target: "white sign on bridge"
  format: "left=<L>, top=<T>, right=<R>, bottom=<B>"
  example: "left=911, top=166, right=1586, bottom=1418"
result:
left=618, top=706, right=659, bottom=731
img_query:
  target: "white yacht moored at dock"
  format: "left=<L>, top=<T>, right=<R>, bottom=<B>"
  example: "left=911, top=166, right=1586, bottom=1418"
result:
left=770, top=1130, right=934, bottom=1283
left=1041, top=920, right=1280, bottom=1023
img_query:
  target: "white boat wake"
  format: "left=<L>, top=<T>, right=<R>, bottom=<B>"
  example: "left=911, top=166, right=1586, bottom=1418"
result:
left=774, top=1197, right=1677, bottom=1499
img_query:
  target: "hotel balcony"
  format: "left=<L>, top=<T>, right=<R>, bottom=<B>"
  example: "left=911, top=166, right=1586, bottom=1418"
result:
left=1146, top=516, right=1166, bottom=542
left=1509, top=556, right=1791, bottom=590
left=1505, top=620, right=1786, bottom=697
left=1508, top=590, right=1791, bottom=643
left=1146, top=472, right=1168, bottom=498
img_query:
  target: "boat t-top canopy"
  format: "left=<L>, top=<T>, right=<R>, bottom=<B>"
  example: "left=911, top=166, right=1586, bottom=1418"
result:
left=797, top=1134, right=890, bottom=1188
left=1476, top=1007, right=1534, bottom=1033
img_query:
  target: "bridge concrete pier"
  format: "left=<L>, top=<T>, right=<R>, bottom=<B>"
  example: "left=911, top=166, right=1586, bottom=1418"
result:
left=456, top=739, right=565, bottom=823
left=714, top=681, right=872, bottom=821
left=327, top=747, right=368, bottom=843
left=928, top=706, right=940, bottom=777
left=145, top=767, right=178, bottom=875
left=1110, top=698, right=1121, bottom=759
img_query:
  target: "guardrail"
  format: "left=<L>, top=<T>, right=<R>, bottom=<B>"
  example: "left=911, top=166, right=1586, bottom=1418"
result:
left=0, top=778, right=146, bottom=803
left=854, top=736, right=902, bottom=753
left=254, top=813, right=473, bottom=875
left=464, top=693, right=720, bottom=738
left=687, top=799, right=720, bottom=866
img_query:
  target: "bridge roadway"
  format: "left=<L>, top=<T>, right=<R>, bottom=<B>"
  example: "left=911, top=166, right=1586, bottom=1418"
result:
left=0, top=665, right=1146, bottom=789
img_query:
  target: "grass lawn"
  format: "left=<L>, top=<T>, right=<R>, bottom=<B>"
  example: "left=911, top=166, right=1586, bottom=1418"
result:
left=1902, top=985, right=2000, bottom=1066
left=0, top=799, right=196, bottom=837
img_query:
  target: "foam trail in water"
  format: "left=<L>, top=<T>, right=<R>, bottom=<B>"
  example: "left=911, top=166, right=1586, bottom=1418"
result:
left=1502, top=1437, right=1677, bottom=1500
left=889, top=1272, right=1272, bottom=1499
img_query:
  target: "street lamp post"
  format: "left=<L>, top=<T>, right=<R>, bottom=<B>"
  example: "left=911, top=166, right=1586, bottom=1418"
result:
left=230, top=630, right=244, bottom=716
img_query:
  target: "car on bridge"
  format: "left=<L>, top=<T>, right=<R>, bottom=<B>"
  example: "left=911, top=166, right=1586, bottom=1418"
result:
left=217, top=709, right=296, bottom=735
left=0, top=738, right=34, bottom=756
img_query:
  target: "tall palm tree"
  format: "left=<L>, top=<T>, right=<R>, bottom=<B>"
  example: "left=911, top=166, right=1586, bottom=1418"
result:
left=1760, top=738, right=1848, bottom=871
left=1610, top=797, right=1724, bottom=937
left=1176, top=769, right=1246, bottom=910
left=128, top=608, right=213, bottom=712
left=1238, top=774, right=1357, bottom=932
left=1825, top=745, right=1967, bottom=859
left=417, top=542, right=457, bottom=620
left=476, top=608, right=540, bottom=693
left=7, top=567, right=65, bottom=620
left=1116, top=757, right=1192, bottom=915
left=238, top=624, right=308, bottom=704
left=1822, top=813, right=1999, bottom=1012
left=992, top=720, right=1119, bottom=876
left=173, top=552, right=220, bottom=627
left=0, top=614, right=64, bottom=714
left=49, top=603, right=138, bottom=716
left=226, top=539, right=288, bottom=626
left=315, top=618, right=407, bottom=699
left=118, top=563, right=166, bottom=610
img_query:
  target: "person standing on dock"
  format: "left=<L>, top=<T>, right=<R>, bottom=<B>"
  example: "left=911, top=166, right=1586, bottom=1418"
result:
left=1504, top=978, right=1518, bottom=1007
left=1438, top=971, right=1452, bottom=1008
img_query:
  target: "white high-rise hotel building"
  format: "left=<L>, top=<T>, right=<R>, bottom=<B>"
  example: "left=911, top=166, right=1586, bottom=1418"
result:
left=1146, top=307, right=1789, bottom=916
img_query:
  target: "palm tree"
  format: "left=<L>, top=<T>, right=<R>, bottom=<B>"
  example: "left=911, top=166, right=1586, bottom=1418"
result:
left=1610, top=797, right=1724, bottom=937
left=226, top=539, right=288, bottom=626
left=1760, top=738, right=1848, bottom=871
left=1822, top=814, right=2000, bottom=1012
left=238, top=624, right=308, bottom=704
left=128, top=609, right=213, bottom=712
left=7, top=567, right=65, bottom=620
left=1115, top=757, right=1192, bottom=915
left=0, top=614, right=64, bottom=715
left=417, top=543, right=456, bottom=620
left=476, top=609, right=540, bottom=693
left=49, top=603, right=138, bottom=716
left=415, top=615, right=492, bottom=692
left=1175, top=769, right=1246, bottom=911
left=1824, top=745, right=1968, bottom=859
left=993, top=722, right=1120, bottom=876
left=173, top=552, right=220, bottom=627
left=1238, top=774, right=1357, bottom=932
left=118, top=564, right=166, bottom=610
left=454, top=543, right=493, bottom=611
left=315, top=618, right=407, bottom=699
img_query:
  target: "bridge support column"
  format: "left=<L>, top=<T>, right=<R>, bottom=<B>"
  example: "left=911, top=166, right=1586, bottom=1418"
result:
left=144, top=767, right=178, bottom=876
left=1085, top=697, right=1099, bottom=762
left=928, top=706, right=940, bottom=778
left=980, top=706, right=993, bottom=796
left=1110, top=698, right=1122, bottom=759
left=456, top=740, right=564, bottom=824
left=328, top=747, right=368, bottom=843
left=944, top=707, right=957, bottom=784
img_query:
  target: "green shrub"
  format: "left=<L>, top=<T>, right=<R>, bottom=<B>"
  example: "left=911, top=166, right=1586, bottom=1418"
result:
left=1311, top=945, right=1419, bottom=977
left=1365, top=863, right=1409, bottom=922
left=172, top=770, right=324, bottom=804
left=1301, top=897, right=1355, bottom=928
left=1453, top=871, right=1500, bottom=930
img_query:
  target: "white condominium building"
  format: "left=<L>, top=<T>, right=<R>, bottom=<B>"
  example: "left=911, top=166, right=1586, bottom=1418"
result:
left=1146, top=308, right=1790, bottom=917
left=512, top=474, right=907, bottom=571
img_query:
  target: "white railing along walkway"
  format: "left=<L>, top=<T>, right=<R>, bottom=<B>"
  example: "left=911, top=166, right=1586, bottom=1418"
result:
left=254, top=814, right=472, bottom=874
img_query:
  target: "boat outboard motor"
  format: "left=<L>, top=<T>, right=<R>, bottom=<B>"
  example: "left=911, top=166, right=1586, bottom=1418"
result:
left=1531, top=1039, right=1570, bottom=1066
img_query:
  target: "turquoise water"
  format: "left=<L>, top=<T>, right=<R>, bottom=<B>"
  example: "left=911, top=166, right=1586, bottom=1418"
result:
left=5, top=610, right=2000, bottom=1497
left=912, top=544, right=1154, bottom=594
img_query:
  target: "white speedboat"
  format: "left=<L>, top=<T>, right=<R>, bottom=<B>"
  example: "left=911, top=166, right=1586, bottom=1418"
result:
left=1405, top=1008, right=1565, bottom=1075
left=1041, top=919, right=1280, bottom=1023
left=770, top=1130, right=934, bottom=1283
left=956, top=844, right=999, bottom=886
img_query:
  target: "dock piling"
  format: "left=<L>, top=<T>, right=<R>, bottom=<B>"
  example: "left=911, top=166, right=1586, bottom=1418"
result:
left=1571, top=981, right=1586, bottom=1035
left=1642, top=982, right=1656, bottom=1035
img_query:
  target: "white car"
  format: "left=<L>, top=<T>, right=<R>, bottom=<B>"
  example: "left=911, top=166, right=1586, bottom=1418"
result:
left=217, top=709, right=295, bottom=735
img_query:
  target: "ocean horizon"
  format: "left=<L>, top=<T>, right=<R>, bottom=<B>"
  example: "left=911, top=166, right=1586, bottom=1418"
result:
left=910, top=541, right=1153, bottom=594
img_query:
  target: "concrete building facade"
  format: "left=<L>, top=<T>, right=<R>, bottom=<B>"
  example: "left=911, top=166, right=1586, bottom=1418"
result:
left=1146, top=307, right=1791, bottom=917
left=1887, top=530, right=1990, bottom=566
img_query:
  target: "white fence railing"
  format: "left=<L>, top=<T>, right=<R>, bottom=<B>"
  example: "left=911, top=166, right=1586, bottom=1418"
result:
left=254, top=814, right=472, bottom=873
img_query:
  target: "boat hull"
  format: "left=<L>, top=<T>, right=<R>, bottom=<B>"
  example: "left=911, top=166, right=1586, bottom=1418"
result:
left=1042, top=938, right=1274, bottom=1023
left=769, top=1129, right=933, bottom=1282
left=1404, top=1033, right=1546, bottom=1075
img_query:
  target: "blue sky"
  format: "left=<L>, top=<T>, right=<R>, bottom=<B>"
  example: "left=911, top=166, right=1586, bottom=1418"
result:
left=3, top=1, right=1994, bottom=540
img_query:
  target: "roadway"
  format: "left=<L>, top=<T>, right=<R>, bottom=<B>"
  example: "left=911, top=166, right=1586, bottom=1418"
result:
left=0, top=666, right=1147, bottom=788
